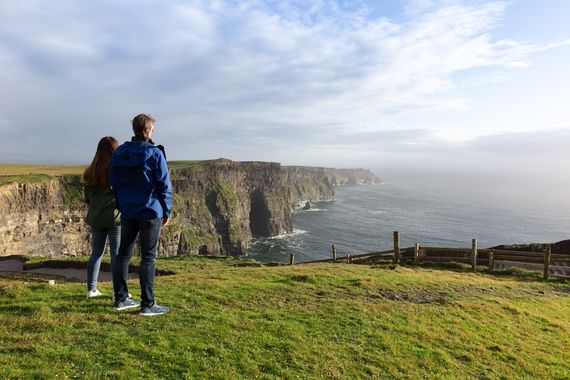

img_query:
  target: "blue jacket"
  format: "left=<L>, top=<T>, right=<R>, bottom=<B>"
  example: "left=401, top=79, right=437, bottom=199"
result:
left=110, top=139, right=172, bottom=220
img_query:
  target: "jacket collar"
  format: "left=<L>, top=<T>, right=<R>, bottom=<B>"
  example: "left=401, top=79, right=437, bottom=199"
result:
left=131, top=136, right=155, bottom=145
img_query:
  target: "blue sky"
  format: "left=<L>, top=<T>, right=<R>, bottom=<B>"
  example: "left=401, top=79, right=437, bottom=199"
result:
left=1, top=0, right=569, bottom=184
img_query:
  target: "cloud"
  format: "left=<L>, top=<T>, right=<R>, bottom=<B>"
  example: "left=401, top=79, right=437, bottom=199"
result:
left=0, top=0, right=567, bottom=164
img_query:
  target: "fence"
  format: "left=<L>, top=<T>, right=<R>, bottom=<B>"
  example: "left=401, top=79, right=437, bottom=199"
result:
left=294, top=231, right=570, bottom=280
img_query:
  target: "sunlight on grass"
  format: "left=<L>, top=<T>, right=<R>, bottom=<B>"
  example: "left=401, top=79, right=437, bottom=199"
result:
left=0, top=164, right=87, bottom=176
left=0, top=257, right=569, bottom=378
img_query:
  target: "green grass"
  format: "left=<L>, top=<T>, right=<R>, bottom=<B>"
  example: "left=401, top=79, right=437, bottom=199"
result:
left=0, top=173, right=55, bottom=187
left=0, top=161, right=210, bottom=176
left=0, top=161, right=208, bottom=188
left=0, top=258, right=569, bottom=379
left=0, top=164, right=87, bottom=176
left=167, top=160, right=209, bottom=170
left=0, top=161, right=212, bottom=176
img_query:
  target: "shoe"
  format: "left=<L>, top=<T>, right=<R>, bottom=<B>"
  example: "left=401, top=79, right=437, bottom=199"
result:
left=114, top=298, right=140, bottom=311
left=112, top=293, right=132, bottom=302
left=140, top=304, right=169, bottom=316
left=86, top=289, right=103, bottom=299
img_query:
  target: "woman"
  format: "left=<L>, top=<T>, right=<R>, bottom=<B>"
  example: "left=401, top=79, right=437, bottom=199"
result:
left=84, top=136, right=121, bottom=298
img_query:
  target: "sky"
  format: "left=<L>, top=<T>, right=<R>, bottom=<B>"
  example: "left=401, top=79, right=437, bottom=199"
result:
left=1, top=0, right=570, bottom=188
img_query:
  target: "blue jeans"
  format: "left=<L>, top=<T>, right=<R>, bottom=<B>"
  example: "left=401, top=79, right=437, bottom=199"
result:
left=87, top=226, right=121, bottom=292
left=112, top=218, right=162, bottom=307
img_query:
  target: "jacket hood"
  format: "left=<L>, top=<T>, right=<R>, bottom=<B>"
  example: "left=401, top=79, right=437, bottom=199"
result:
left=113, top=141, right=156, bottom=168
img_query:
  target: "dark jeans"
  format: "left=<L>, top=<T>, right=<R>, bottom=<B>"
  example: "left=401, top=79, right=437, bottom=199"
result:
left=112, top=218, right=162, bottom=307
left=87, top=226, right=121, bottom=291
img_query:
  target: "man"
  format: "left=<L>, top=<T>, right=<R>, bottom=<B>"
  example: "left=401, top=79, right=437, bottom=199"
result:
left=110, top=113, right=172, bottom=316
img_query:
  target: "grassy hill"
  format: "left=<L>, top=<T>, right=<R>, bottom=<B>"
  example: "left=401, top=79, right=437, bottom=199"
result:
left=0, top=257, right=569, bottom=379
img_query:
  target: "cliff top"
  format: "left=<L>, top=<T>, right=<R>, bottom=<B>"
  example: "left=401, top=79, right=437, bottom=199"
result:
left=1, top=160, right=379, bottom=182
left=0, top=164, right=87, bottom=176
left=0, top=160, right=379, bottom=175
left=0, top=159, right=268, bottom=177
left=0, top=162, right=213, bottom=176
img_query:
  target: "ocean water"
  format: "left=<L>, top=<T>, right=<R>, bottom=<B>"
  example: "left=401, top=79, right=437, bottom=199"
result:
left=246, top=181, right=570, bottom=263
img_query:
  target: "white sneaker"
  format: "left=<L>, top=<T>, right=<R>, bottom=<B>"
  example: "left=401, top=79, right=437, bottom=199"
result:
left=86, top=289, right=103, bottom=299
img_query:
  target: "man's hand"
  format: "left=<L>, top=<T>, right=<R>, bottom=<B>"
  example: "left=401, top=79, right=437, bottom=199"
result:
left=162, top=217, right=169, bottom=227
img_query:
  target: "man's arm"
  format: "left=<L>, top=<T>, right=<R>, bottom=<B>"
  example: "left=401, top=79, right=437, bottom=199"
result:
left=109, top=159, right=120, bottom=211
left=155, top=150, right=172, bottom=223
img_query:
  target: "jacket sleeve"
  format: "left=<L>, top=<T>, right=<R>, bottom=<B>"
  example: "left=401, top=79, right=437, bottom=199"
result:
left=155, top=150, right=172, bottom=218
left=109, top=162, right=121, bottom=211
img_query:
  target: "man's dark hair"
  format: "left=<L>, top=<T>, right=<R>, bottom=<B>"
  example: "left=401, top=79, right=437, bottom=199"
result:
left=132, top=113, right=155, bottom=138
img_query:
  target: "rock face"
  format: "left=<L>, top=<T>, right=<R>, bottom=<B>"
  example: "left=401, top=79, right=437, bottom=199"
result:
left=0, top=159, right=381, bottom=258
left=163, top=160, right=293, bottom=256
left=323, top=168, right=380, bottom=186
left=0, top=175, right=89, bottom=258
left=281, top=166, right=335, bottom=206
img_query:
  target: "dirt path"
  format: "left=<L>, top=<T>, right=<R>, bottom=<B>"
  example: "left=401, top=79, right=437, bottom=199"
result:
left=0, top=258, right=138, bottom=281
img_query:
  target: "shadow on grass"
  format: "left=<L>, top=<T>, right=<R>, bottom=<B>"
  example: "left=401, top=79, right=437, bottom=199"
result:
left=161, top=254, right=234, bottom=261
left=159, top=254, right=287, bottom=268
left=0, top=294, right=141, bottom=316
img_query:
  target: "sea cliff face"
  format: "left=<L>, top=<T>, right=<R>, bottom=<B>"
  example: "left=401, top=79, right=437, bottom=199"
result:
left=281, top=166, right=380, bottom=206
left=163, top=160, right=293, bottom=256
left=0, top=175, right=89, bottom=258
left=0, top=160, right=381, bottom=258
left=281, top=166, right=335, bottom=206
left=323, top=168, right=380, bottom=186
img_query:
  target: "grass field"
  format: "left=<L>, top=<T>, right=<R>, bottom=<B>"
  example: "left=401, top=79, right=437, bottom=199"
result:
left=0, top=257, right=569, bottom=379
left=0, top=164, right=87, bottom=176
left=0, top=161, right=208, bottom=177
left=0, top=161, right=209, bottom=187
left=0, top=159, right=259, bottom=178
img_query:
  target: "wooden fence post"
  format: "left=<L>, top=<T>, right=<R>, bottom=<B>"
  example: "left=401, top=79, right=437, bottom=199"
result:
left=488, top=250, right=494, bottom=270
left=544, top=246, right=551, bottom=281
left=414, top=243, right=420, bottom=264
left=393, top=231, right=400, bottom=264
left=332, top=244, right=337, bottom=263
left=471, top=239, right=478, bottom=272
left=290, top=254, right=295, bottom=265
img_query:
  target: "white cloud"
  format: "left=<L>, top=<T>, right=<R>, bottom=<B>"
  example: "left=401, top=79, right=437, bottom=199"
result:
left=0, top=0, right=568, bottom=166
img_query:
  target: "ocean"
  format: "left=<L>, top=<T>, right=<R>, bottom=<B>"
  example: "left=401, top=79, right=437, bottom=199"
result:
left=246, top=180, right=570, bottom=263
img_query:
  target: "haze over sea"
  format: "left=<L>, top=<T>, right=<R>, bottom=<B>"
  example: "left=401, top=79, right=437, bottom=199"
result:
left=247, top=172, right=570, bottom=263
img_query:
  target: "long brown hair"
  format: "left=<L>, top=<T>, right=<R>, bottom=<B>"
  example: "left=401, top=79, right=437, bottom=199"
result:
left=84, top=136, right=119, bottom=187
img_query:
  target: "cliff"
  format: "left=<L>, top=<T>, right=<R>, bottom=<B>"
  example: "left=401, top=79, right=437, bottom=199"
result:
left=163, top=159, right=293, bottom=256
left=323, top=168, right=380, bottom=186
left=280, top=166, right=335, bottom=206
left=0, top=160, right=381, bottom=258
left=281, top=166, right=381, bottom=206
left=0, top=175, right=89, bottom=258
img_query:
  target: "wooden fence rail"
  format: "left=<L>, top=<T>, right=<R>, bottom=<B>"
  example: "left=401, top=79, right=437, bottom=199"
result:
left=296, top=231, right=569, bottom=280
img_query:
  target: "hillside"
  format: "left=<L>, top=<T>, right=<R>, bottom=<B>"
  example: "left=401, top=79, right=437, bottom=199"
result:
left=0, top=257, right=568, bottom=378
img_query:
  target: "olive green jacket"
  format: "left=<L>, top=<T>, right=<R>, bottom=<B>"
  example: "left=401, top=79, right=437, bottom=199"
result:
left=84, top=185, right=121, bottom=228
